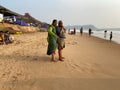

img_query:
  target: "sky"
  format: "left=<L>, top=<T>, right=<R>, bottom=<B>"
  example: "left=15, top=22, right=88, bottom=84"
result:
left=0, top=0, right=120, bottom=28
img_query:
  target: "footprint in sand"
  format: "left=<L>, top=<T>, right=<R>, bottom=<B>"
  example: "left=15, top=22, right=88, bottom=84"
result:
left=11, top=76, right=18, bottom=82
left=66, top=41, right=78, bottom=45
left=2, top=71, right=11, bottom=77
left=68, top=62, right=98, bottom=74
left=72, top=41, right=78, bottom=45
left=67, top=62, right=84, bottom=72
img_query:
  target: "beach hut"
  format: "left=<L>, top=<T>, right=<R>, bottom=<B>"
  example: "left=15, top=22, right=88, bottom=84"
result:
left=0, top=13, right=3, bottom=22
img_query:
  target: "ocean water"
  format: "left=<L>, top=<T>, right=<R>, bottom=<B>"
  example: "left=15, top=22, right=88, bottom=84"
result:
left=76, top=29, right=120, bottom=44
left=92, top=30, right=120, bottom=44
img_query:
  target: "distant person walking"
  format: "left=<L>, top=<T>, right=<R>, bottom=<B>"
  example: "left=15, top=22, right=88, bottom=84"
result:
left=88, top=28, right=92, bottom=36
left=68, top=28, right=70, bottom=34
left=80, top=27, right=83, bottom=36
left=110, top=31, right=113, bottom=41
left=47, top=19, right=58, bottom=62
left=56, top=20, right=66, bottom=61
left=104, top=30, right=107, bottom=38
left=74, top=27, right=76, bottom=35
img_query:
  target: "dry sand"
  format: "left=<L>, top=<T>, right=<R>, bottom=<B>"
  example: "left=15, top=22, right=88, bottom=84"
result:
left=0, top=32, right=120, bottom=90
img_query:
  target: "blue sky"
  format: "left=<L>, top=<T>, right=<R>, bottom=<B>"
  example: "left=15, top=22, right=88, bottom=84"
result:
left=0, top=0, right=120, bottom=28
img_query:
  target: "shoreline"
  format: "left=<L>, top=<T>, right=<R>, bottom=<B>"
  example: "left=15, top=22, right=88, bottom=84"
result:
left=73, top=32, right=120, bottom=45
left=75, top=30, right=120, bottom=44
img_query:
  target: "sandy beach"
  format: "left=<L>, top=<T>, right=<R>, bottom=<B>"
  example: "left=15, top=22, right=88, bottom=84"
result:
left=0, top=32, right=120, bottom=90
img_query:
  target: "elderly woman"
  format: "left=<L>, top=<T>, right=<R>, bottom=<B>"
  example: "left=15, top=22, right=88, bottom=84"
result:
left=47, top=19, right=58, bottom=62
left=56, top=20, right=66, bottom=61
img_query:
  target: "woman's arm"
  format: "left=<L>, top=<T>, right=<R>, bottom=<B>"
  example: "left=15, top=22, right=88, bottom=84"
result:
left=48, top=26, right=55, bottom=36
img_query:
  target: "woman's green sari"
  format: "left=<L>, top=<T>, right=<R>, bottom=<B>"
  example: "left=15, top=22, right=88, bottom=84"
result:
left=47, top=25, right=57, bottom=55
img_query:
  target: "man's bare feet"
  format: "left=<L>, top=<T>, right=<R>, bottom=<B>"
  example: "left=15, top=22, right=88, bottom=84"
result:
left=61, top=57, right=65, bottom=59
left=59, top=58, right=64, bottom=61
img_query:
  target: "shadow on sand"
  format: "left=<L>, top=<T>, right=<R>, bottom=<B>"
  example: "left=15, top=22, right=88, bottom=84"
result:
left=0, top=54, right=51, bottom=62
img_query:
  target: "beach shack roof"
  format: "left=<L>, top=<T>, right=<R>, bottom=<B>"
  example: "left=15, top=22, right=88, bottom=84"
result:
left=0, top=5, right=48, bottom=27
left=0, top=5, right=41, bottom=22
left=0, top=5, right=22, bottom=16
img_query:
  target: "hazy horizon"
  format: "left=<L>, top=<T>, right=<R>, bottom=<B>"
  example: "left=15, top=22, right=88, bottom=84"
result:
left=0, top=0, right=120, bottom=28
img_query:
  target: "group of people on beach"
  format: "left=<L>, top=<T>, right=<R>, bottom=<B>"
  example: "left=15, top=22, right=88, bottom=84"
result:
left=104, top=30, right=113, bottom=41
left=47, top=19, right=66, bottom=62
left=69, top=27, right=93, bottom=36
left=80, top=27, right=92, bottom=36
left=71, top=27, right=113, bottom=41
left=80, top=27, right=113, bottom=41
left=68, top=28, right=76, bottom=35
left=0, top=31, right=14, bottom=45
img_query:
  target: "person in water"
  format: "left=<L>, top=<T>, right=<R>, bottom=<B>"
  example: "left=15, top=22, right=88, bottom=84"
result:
left=110, top=31, right=113, bottom=41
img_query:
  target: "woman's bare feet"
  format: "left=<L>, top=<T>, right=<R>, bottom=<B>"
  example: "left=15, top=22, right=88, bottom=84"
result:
left=52, top=59, right=58, bottom=62
left=59, top=58, right=64, bottom=61
left=51, top=58, right=58, bottom=62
